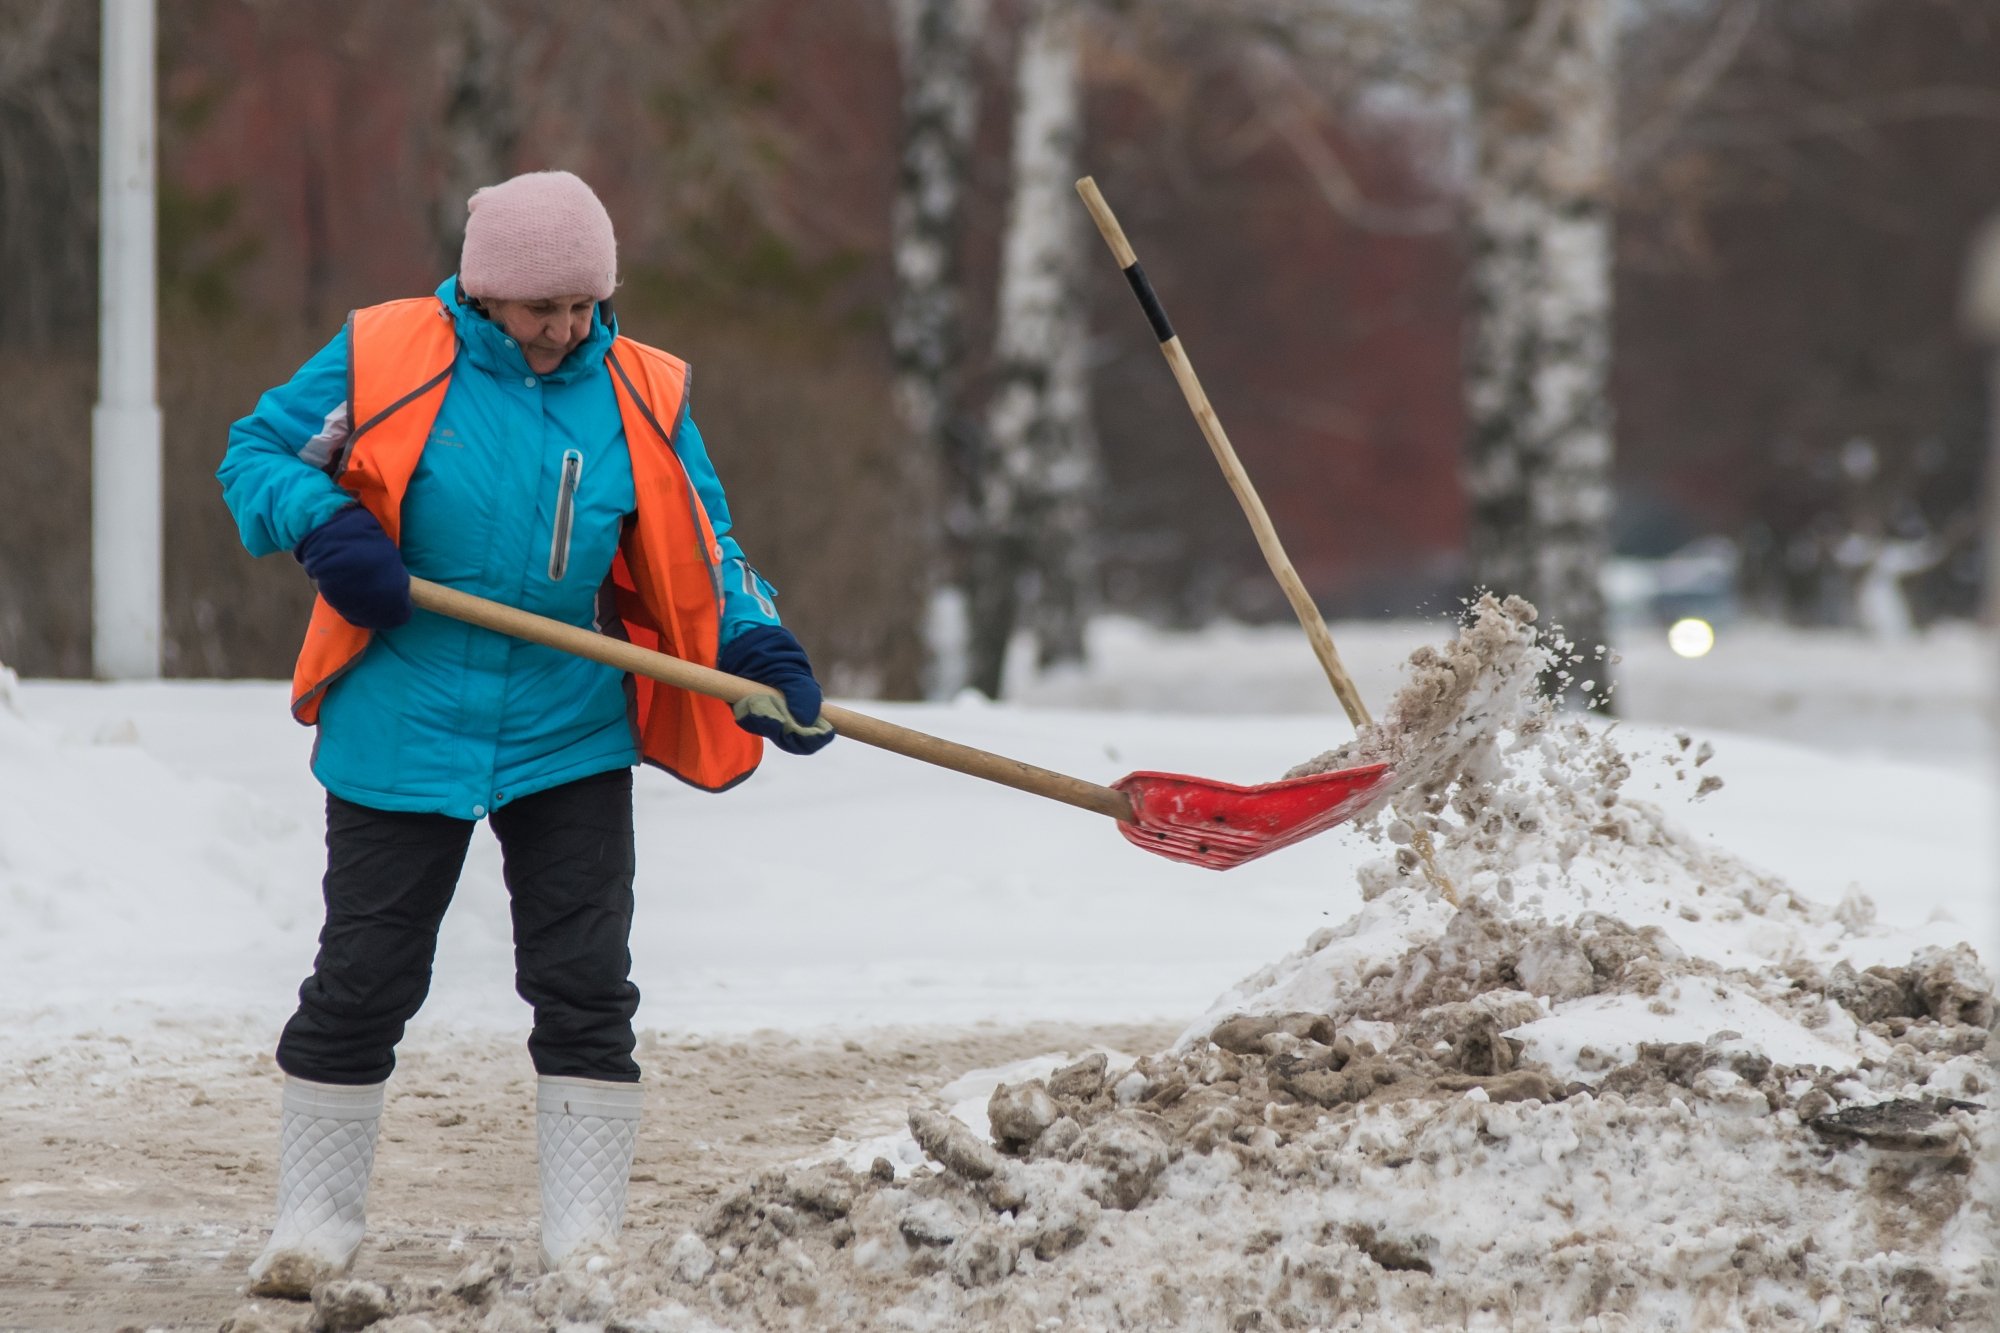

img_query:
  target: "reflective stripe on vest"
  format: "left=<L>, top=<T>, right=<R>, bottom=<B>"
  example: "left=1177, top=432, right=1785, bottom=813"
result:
left=288, top=296, right=762, bottom=794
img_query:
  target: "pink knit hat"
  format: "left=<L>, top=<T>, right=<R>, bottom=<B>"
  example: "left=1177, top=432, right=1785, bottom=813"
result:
left=459, top=170, right=617, bottom=302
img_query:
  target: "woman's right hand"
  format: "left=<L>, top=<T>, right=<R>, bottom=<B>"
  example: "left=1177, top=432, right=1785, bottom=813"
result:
left=294, top=504, right=413, bottom=629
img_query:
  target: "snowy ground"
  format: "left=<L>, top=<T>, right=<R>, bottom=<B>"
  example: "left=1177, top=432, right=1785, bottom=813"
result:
left=0, top=613, right=1994, bottom=1329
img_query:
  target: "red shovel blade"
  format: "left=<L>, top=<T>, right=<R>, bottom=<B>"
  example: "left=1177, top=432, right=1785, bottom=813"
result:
left=1113, top=763, right=1394, bottom=870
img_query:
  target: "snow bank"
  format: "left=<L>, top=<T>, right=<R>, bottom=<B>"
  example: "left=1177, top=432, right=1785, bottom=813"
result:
left=0, top=673, right=319, bottom=1031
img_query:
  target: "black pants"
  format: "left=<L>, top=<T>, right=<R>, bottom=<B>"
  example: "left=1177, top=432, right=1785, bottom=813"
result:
left=276, top=768, right=641, bottom=1086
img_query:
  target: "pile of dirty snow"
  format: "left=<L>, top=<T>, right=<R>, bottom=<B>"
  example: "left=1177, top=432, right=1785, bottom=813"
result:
left=220, top=599, right=1997, bottom=1332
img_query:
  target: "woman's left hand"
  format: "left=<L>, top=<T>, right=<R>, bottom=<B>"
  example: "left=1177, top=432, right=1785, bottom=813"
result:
left=717, top=626, right=836, bottom=756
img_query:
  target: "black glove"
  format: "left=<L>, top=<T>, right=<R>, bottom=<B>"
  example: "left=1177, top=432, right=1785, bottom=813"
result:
left=294, top=504, right=412, bottom=630
left=716, top=626, right=836, bottom=756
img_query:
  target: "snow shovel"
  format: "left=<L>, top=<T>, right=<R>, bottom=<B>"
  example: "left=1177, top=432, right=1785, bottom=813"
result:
left=407, top=577, right=1390, bottom=870
left=1075, top=177, right=1455, bottom=899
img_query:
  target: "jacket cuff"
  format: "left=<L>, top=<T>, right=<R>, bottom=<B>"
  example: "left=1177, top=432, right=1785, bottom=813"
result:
left=283, top=490, right=362, bottom=555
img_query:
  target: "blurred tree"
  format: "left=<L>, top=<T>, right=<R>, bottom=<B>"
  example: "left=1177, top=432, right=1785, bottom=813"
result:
left=1461, top=0, right=1617, bottom=701
left=0, top=0, right=97, bottom=349
left=1129, top=0, right=1617, bottom=703
left=9, top=0, right=1994, bottom=685
left=1064, top=13, right=1469, bottom=635
left=1965, top=212, right=2000, bottom=627
left=1617, top=0, right=2000, bottom=631
left=967, top=0, right=1098, bottom=697
left=0, top=1, right=97, bottom=673
left=431, top=0, right=537, bottom=274
left=888, top=0, right=988, bottom=696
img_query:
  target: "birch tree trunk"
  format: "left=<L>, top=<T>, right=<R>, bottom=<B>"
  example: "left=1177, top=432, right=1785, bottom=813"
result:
left=967, top=0, right=1096, bottom=698
left=1463, top=0, right=1617, bottom=707
left=432, top=0, right=527, bottom=273
left=890, top=0, right=988, bottom=696
left=0, top=0, right=97, bottom=349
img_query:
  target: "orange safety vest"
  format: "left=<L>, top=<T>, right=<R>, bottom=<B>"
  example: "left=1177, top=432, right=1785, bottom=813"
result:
left=290, top=295, right=762, bottom=792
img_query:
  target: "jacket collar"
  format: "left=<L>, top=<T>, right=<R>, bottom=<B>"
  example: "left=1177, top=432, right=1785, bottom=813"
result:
left=436, top=276, right=617, bottom=384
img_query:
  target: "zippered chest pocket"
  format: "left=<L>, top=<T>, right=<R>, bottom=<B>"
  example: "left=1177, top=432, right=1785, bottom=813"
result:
left=548, top=449, right=584, bottom=581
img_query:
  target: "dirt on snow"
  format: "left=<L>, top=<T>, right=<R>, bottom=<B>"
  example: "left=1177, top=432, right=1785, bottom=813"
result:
left=0, top=1022, right=1172, bottom=1332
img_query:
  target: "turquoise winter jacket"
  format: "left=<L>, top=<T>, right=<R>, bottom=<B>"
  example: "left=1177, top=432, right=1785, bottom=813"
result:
left=217, top=278, right=783, bottom=819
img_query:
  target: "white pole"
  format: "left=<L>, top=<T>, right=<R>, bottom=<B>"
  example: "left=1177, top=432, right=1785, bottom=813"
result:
left=92, top=0, right=162, bottom=680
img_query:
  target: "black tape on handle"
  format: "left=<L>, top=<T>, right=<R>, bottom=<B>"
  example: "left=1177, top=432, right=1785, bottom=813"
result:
left=1123, top=262, right=1175, bottom=344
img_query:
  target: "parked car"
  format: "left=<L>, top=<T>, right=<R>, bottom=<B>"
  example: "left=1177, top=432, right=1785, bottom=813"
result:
left=1603, top=535, right=1740, bottom=632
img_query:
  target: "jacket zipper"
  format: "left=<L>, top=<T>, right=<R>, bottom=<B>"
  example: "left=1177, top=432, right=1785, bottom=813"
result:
left=548, top=449, right=583, bottom=581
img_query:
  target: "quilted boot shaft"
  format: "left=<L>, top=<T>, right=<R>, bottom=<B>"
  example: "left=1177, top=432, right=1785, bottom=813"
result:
left=537, top=1075, right=643, bottom=1268
left=247, top=1076, right=385, bottom=1296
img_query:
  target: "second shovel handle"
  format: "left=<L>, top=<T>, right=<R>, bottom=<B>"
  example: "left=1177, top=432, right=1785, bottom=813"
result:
left=1076, top=176, right=1374, bottom=732
left=405, top=577, right=1134, bottom=822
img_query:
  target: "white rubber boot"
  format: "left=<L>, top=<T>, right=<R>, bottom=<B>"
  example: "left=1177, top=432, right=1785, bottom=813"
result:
left=537, top=1075, right=644, bottom=1269
left=246, top=1076, right=385, bottom=1297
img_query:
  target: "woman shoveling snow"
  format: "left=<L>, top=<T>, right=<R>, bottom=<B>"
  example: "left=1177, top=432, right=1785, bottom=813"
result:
left=216, top=170, right=838, bottom=1297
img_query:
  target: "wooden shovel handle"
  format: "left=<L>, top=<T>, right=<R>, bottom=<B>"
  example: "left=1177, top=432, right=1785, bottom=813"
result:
left=1078, top=180, right=1459, bottom=903
left=405, top=577, right=1134, bottom=822
left=1076, top=176, right=1373, bottom=732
